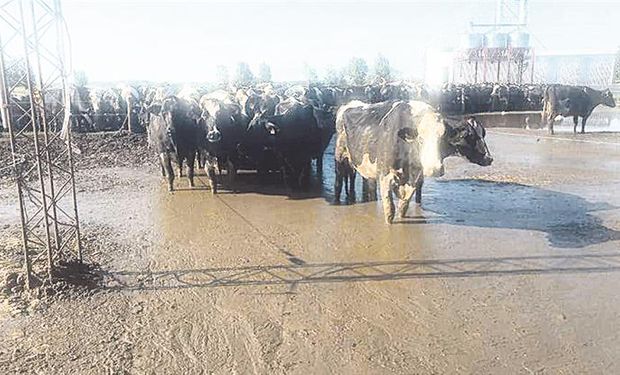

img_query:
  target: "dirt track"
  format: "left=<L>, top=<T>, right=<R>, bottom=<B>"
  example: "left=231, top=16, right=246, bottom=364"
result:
left=1, top=124, right=620, bottom=373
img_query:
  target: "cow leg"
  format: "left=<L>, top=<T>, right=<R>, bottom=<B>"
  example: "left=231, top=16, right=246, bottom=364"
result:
left=415, top=176, right=424, bottom=204
left=396, top=183, right=416, bottom=219
left=195, top=150, right=203, bottom=169
left=379, top=174, right=395, bottom=224
left=334, top=160, right=344, bottom=203
left=581, top=116, right=588, bottom=134
left=178, top=156, right=184, bottom=178
left=204, top=159, right=217, bottom=194
left=367, top=178, right=377, bottom=201
left=362, top=178, right=377, bottom=202
left=227, top=159, right=237, bottom=192
left=160, top=153, right=174, bottom=192
left=347, top=169, right=356, bottom=202
left=300, top=159, right=311, bottom=189
left=573, top=116, right=579, bottom=134
left=187, top=152, right=195, bottom=188
left=362, top=178, right=369, bottom=202
left=547, top=113, right=555, bottom=135
left=159, top=159, right=166, bottom=177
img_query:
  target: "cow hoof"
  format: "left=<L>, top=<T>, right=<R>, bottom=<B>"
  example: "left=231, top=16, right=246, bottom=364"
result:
left=384, top=215, right=394, bottom=225
left=397, top=210, right=407, bottom=219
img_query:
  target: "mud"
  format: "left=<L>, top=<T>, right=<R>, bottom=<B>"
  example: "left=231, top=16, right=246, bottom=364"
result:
left=1, top=122, right=620, bottom=373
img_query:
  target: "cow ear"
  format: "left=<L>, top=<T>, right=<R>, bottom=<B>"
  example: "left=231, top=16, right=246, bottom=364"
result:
left=397, top=127, right=417, bottom=143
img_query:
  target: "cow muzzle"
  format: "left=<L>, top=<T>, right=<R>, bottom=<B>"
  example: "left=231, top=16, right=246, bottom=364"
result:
left=207, top=130, right=222, bottom=143
left=480, top=155, right=493, bottom=166
left=265, top=122, right=279, bottom=135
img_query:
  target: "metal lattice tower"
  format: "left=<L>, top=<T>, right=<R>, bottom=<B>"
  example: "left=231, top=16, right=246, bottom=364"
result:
left=0, top=0, right=81, bottom=288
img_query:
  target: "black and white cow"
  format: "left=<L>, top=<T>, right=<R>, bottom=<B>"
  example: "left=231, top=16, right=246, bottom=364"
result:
left=360, top=116, right=493, bottom=203
left=334, top=100, right=446, bottom=224
left=147, top=96, right=200, bottom=191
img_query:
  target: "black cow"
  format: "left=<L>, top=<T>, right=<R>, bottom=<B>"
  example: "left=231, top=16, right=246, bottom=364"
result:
left=276, top=98, right=336, bottom=174
left=249, top=102, right=324, bottom=188
left=334, top=100, right=446, bottom=224
left=147, top=96, right=199, bottom=191
left=199, top=96, right=248, bottom=191
left=542, top=84, right=616, bottom=134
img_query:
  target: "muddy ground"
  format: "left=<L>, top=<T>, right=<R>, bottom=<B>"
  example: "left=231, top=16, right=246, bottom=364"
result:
left=1, top=119, right=620, bottom=374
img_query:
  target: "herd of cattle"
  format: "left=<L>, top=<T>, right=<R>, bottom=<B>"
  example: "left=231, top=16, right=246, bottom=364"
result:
left=0, top=81, right=615, bottom=223
left=135, top=83, right=494, bottom=223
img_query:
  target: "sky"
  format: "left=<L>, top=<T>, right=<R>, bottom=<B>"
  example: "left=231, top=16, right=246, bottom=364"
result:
left=61, top=0, right=620, bottom=83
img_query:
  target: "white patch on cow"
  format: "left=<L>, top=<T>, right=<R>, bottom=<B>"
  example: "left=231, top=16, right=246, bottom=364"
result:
left=177, top=85, right=200, bottom=103
left=200, top=97, right=221, bottom=118
left=356, top=153, right=377, bottom=179
left=256, top=83, right=275, bottom=95
left=204, top=90, right=235, bottom=104
left=89, top=90, right=101, bottom=113
left=276, top=97, right=303, bottom=115
left=336, top=100, right=367, bottom=128
left=409, top=101, right=445, bottom=177
left=121, top=85, right=139, bottom=101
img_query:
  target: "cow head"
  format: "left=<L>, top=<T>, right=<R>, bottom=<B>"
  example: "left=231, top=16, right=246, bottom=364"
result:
left=602, top=89, right=616, bottom=108
left=311, top=104, right=336, bottom=130
left=147, top=98, right=178, bottom=150
left=248, top=112, right=279, bottom=137
left=200, top=112, right=222, bottom=143
left=395, top=103, right=446, bottom=177
left=445, top=117, right=493, bottom=166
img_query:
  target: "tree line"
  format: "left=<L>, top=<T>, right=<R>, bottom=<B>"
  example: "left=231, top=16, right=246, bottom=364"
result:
left=217, top=54, right=397, bottom=88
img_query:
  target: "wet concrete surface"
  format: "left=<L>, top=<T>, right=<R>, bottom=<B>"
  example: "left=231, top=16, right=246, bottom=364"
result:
left=1, top=124, right=620, bottom=373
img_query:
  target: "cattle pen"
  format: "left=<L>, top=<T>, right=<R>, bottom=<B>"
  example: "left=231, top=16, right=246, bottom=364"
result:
left=1, top=0, right=620, bottom=374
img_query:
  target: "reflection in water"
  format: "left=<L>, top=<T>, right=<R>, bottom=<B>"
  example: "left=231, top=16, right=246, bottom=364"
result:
left=476, top=108, right=620, bottom=132
left=422, top=179, right=620, bottom=249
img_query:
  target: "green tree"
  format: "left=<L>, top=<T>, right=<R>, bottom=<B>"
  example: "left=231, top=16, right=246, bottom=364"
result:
left=258, top=63, right=272, bottom=82
left=325, top=66, right=346, bottom=86
left=346, top=57, right=369, bottom=85
left=233, top=62, right=255, bottom=87
left=373, top=54, right=392, bottom=82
